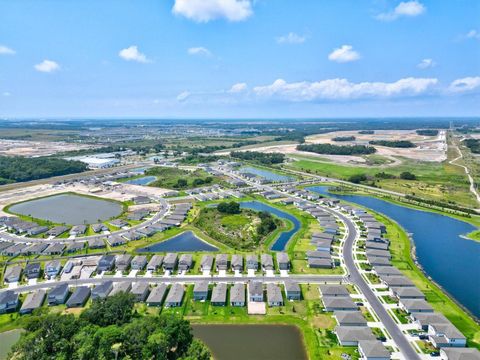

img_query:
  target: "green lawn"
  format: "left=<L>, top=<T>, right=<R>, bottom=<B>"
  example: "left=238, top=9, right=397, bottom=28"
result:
left=146, top=166, right=226, bottom=190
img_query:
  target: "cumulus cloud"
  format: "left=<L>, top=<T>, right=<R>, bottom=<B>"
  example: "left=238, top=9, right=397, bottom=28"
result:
left=188, top=47, right=212, bottom=56
left=118, top=45, right=150, bottom=63
left=252, top=77, right=438, bottom=101
left=176, top=91, right=191, bottom=102
left=276, top=32, right=306, bottom=44
left=34, top=60, right=60, bottom=73
left=465, top=29, right=480, bottom=40
left=448, top=77, right=480, bottom=93
left=0, top=45, right=15, bottom=55
left=417, top=58, right=436, bottom=69
left=328, top=45, right=360, bottom=63
left=228, top=82, right=248, bottom=93
left=172, top=0, right=252, bottom=23
left=376, top=1, right=425, bottom=21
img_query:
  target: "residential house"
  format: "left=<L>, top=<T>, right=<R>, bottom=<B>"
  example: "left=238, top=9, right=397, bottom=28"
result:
left=115, top=254, right=132, bottom=271
left=200, top=255, right=213, bottom=272
left=45, top=260, right=62, bottom=278
left=98, top=255, right=116, bottom=272
left=146, top=284, right=167, bottom=306
left=91, top=223, right=107, bottom=233
left=323, top=297, right=358, bottom=312
left=91, top=281, right=113, bottom=300
left=20, top=290, right=46, bottom=314
left=164, top=284, right=184, bottom=307
left=66, top=286, right=90, bottom=308
left=261, top=254, right=274, bottom=271
left=47, top=284, right=69, bottom=305
left=231, top=255, right=243, bottom=272
left=108, top=235, right=126, bottom=247
left=178, top=254, right=193, bottom=271
left=211, top=283, right=227, bottom=306
left=400, top=299, right=434, bottom=314
left=334, top=311, right=368, bottom=327
left=440, top=348, right=480, bottom=360
left=215, top=254, right=228, bottom=271
left=146, top=255, right=163, bottom=272
left=358, top=340, right=391, bottom=360
left=131, top=255, right=148, bottom=270
left=276, top=252, right=290, bottom=270
left=70, top=225, right=87, bottom=236
left=428, top=323, right=466, bottom=348
left=230, top=283, right=245, bottom=306
left=24, top=262, right=41, bottom=279
left=46, top=226, right=69, bottom=237
left=0, top=291, right=19, bottom=314
left=43, top=243, right=65, bottom=255
left=249, top=281, right=263, bottom=302
left=4, top=265, right=22, bottom=283
left=193, top=281, right=209, bottom=301
left=335, top=326, right=376, bottom=346
left=246, top=255, right=258, bottom=270
left=266, top=283, right=283, bottom=307
left=319, top=285, right=350, bottom=298
left=284, top=281, right=301, bottom=300
left=131, top=282, right=150, bottom=302
left=109, top=282, right=132, bottom=296
left=163, top=253, right=177, bottom=271
left=88, top=237, right=105, bottom=249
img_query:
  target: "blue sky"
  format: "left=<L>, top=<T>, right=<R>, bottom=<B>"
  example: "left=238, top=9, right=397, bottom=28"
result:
left=0, top=0, right=479, bottom=118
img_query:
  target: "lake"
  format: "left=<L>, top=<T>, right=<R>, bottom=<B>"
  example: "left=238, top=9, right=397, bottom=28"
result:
left=309, top=186, right=480, bottom=318
left=239, top=166, right=293, bottom=182
left=0, top=329, right=22, bottom=360
left=138, top=230, right=218, bottom=252
left=124, top=176, right=157, bottom=185
left=9, top=193, right=123, bottom=225
left=192, top=324, right=307, bottom=360
left=240, top=201, right=300, bottom=251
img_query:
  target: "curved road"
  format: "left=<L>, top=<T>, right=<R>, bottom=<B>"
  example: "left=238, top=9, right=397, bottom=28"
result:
left=338, top=210, right=421, bottom=360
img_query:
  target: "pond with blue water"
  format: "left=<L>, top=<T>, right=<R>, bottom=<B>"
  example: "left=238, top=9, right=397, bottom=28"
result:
left=138, top=230, right=218, bottom=252
left=124, top=176, right=157, bottom=185
left=309, top=185, right=480, bottom=318
left=240, top=201, right=301, bottom=251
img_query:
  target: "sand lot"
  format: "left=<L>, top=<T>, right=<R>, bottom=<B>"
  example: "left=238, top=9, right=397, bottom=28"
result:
left=230, top=130, right=447, bottom=164
left=0, top=139, right=97, bottom=157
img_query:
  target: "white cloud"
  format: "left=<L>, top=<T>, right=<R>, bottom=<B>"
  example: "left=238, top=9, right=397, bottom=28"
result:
left=177, top=91, right=191, bottom=102
left=466, top=29, right=480, bottom=40
left=188, top=47, right=212, bottom=56
left=417, top=58, right=436, bottom=69
left=448, top=77, right=480, bottom=93
left=2, top=92, right=11, bottom=97
left=328, top=45, right=360, bottom=63
left=118, top=46, right=150, bottom=63
left=34, top=60, right=60, bottom=73
left=0, top=45, right=15, bottom=55
left=376, top=1, right=425, bottom=21
left=253, top=77, right=438, bottom=101
left=276, top=32, right=306, bottom=44
left=172, top=0, right=252, bottom=22
left=228, top=82, right=248, bottom=93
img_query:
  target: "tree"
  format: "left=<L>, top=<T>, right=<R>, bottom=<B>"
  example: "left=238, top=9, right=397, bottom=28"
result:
left=80, top=292, right=135, bottom=327
left=181, top=339, right=211, bottom=360
left=217, top=201, right=241, bottom=214
left=400, top=171, right=416, bottom=180
left=175, top=178, right=188, bottom=188
left=348, top=174, right=367, bottom=184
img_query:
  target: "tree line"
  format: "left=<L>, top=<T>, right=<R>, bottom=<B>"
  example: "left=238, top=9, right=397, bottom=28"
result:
left=0, top=156, right=88, bottom=183
left=230, top=151, right=285, bottom=164
left=296, top=143, right=376, bottom=155
left=369, top=140, right=416, bottom=148
left=8, top=292, right=210, bottom=360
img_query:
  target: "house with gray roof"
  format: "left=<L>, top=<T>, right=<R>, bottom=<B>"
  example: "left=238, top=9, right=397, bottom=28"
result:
left=284, top=281, right=301, bottom=300
left=88, top=237, right=105, bottom=249
left=358, top=340, right=391, bottom=360
left=440, top=348, right=480, bottom=360
left=308, top=257, right=332, bottom=268
left=27, top=225, right=49, bottom=236
left=381, top=275, right=415, bottom=288
left=231, top=255, right=243, bottom=271
left=323, top=297, right=358, bottom=312
left=109, top=282, right=132, bottom=296
left=400, top=299, right=434, bottom=314
left=199, top=255, right=213, bottom=272
left=131, top=255, right=148, bottom=270
left=91, top=281, right=113, bottom=300
left=211, top=283, right=227, bottom=306
left=4, top=264, right=22, bottom=283
left=334, top=311, right=367, bottom=327
left=366, top=241, right=389, bottom=251
left=165, top=284, right=184, bottom=307
left=366, top=249, right=391, bottom=259
left=374, top=266, right=402, bottom=276
left=115, top=254, right=132, bottom=271
left=43, top=243, right=65, bottom=255
left=136, top=227, right=156, bottom=237
left=230, top=283, right=245, bottom=306
left=65, top=242, right=84, bottom=253
left=146, top=284, right=168, bottom=306
left=98, top=255, right=115, bottom=272
left=66, top=286, right=90, bottom=308
left=20, top=290, right=46, bottom=314
left=412, top=312, right=450, bottom=331
left=319, top=285, right=350, bottom=298
left=428, top=323, right=466, bottom=348
left=249, top=281, right=263, bottom=302
left=45, top=260, right=62, bottom=278
left=163, top=253, right=177, bottom=271
left=0, top=291, right=19, bottom=314
left=276, top=252, right=290, bottom=270
left=368, top=256, right=392, bottom=266
left=70, top=225, right=87, bottom=236
left=21, top=243, right=48, bottom=256
left=391, top=287, right=425, bottom=300
left=24, top=262, right=41, bottom=279
left=266, top=283, right=283, bottom=307
left=261, top=254, right=274, bottom=271
left=193, top=281, right=209, bottom=301
left=48, top=284, right=69, bottom=305
left=122, top=232, right=142, bottom=241
left=109, top=219, right=128, bottom=228
left=246, top=254, right=258, bottom=270
left=131, top=282, right=150, bottom=302
left=108, top=235, right=127, bottom=247
left=335, top=326, right=376, bottom=346
left=47, top=226, right=70, bottom=237
left=2, top=243, right=27, bottom=256
left=178, top=254, right=193, bottom=271
left=306, top=250, right=332, bottom=259
left=146, top=255, right=163, bottom=272
left=215, top=254, right=228, bottom=271
left=91, top=223, right=107, bottom=233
